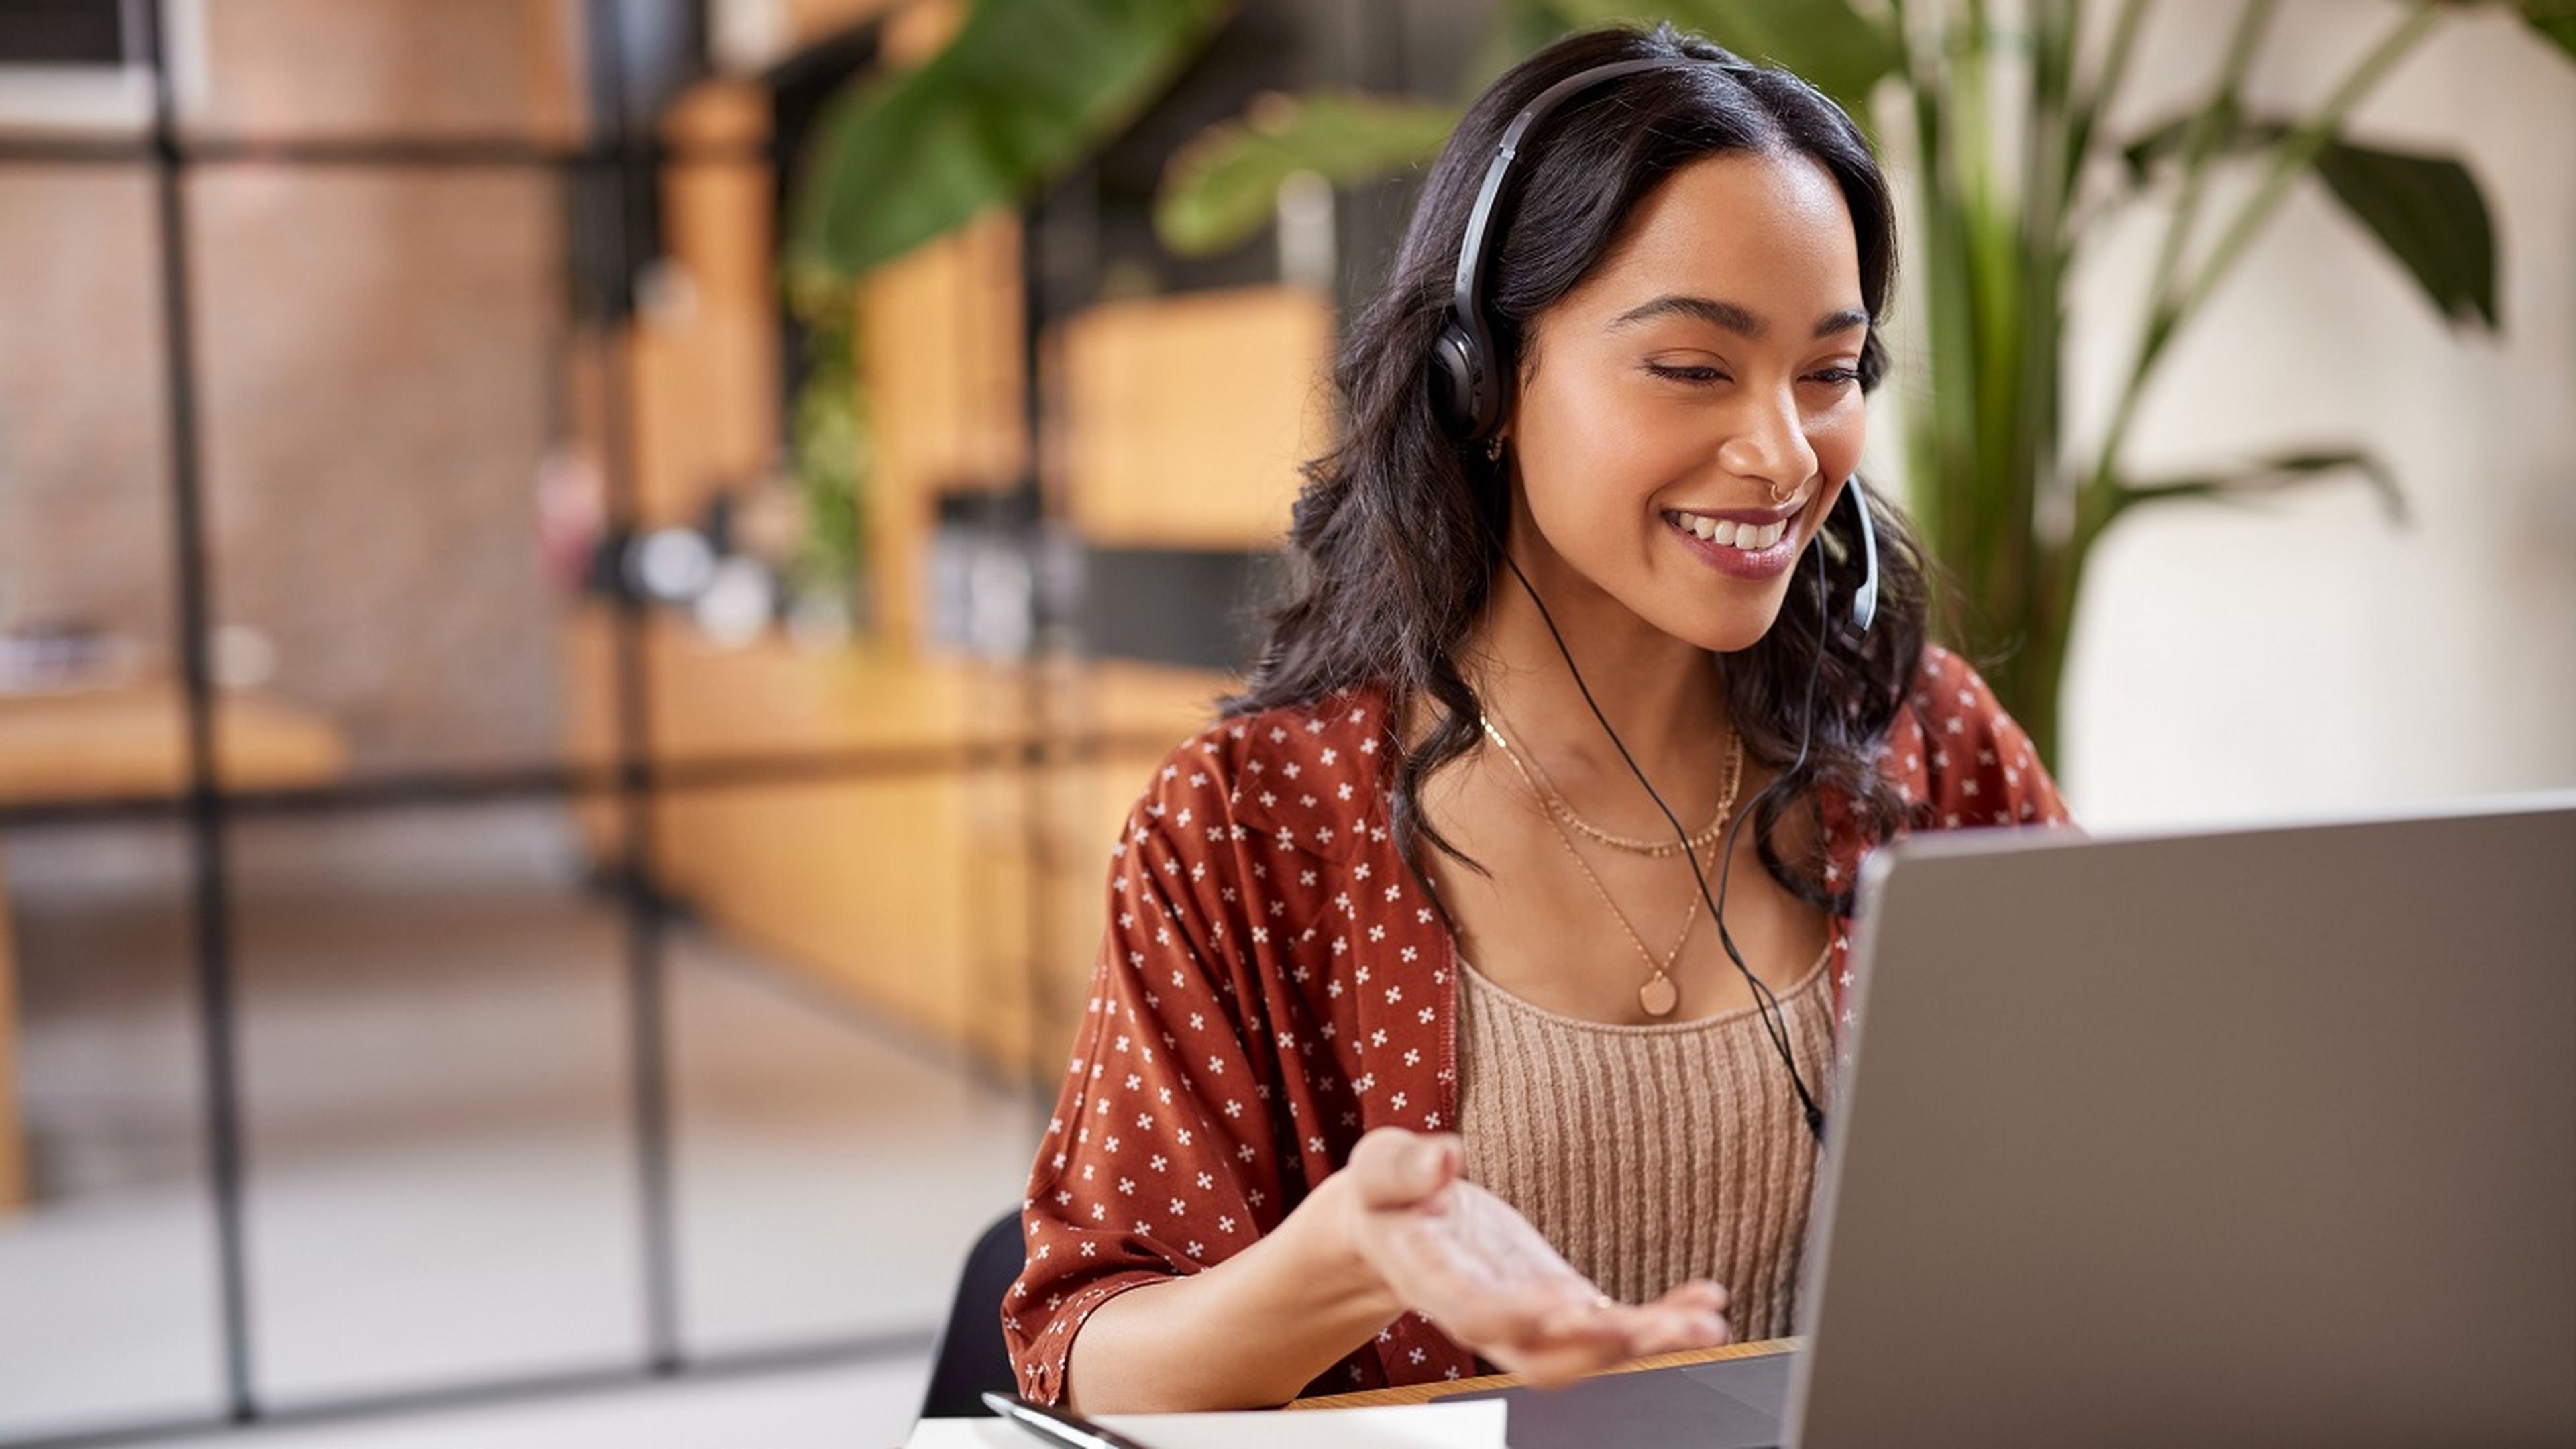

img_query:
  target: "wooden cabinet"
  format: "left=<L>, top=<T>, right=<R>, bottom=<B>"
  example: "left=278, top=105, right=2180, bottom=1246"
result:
left=558, top=609, right=1230, bottom=1081
left=1057, top=284, right=1336, bottom=551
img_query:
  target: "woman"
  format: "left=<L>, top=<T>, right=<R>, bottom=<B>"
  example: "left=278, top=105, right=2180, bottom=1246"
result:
left=1004, top=21, right=2070, bottom=1411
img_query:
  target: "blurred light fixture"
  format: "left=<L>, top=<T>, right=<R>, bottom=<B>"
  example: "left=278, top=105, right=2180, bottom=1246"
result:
left=693, top=555, right=775, bottom=647
left=629, top=527, right=716, bottom=602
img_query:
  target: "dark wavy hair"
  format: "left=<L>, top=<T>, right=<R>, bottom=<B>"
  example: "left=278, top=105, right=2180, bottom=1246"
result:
left=1222, top=22, right=1931, bottom=915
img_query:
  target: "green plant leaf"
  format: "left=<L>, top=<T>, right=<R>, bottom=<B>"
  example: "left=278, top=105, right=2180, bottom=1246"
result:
left=2311, top=138, right=2499, bottom=329
left=1536, top=0, right=1900, bottom=121
left=2511, top=1, right=2576, bottom=63
left=1155, top=91, right=1463, bottom=258
left=786, top=0, right=1234, bottom=280
left=2121, top=112, right=2498, bottom=331
left=789, top=294, right=870, bottom=597
left=2107, top=447, right=2409, bottom=527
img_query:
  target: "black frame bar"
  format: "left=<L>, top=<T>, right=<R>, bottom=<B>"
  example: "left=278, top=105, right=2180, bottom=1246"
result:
left=588, top=0, right=686, bottom=1378
left=133, top=0, right=255, bottom=1421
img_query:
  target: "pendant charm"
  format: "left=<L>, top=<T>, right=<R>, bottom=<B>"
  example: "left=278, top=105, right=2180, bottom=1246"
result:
left=1640, top=973, right=1679, bottom=1017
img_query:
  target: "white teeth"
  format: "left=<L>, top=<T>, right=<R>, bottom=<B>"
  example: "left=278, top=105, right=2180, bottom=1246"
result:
left=1669, top=510, right=1792, bottom=549
left=1670, top=511, right=1789, bottom=551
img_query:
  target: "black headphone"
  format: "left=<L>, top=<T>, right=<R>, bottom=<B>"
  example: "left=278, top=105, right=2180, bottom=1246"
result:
left=1434, top=54, right=1884, bottom=1142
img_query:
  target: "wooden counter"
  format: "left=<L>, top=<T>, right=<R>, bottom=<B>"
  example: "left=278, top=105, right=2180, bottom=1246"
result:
left=0, top=683, right=349, bottom=807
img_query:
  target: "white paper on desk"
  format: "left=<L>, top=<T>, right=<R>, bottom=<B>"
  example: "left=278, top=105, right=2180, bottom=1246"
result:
left=904, top=1398, right=1506, bottom=1449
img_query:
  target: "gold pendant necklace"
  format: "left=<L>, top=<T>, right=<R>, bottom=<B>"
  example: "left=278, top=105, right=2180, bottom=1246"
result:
left=1480, top=714, right=1727, bottom=1017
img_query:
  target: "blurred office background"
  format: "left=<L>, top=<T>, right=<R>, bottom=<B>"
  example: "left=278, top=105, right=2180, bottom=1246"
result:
left=0, top=1, right=2567, bottom=1446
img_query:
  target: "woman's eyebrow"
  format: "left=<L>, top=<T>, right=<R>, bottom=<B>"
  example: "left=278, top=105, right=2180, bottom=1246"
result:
left=1608, top=295, right=1870, bottom=341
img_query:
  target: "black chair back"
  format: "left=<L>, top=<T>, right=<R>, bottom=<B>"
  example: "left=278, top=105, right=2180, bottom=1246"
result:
left=918, top=1210, right=1027, bottom=1420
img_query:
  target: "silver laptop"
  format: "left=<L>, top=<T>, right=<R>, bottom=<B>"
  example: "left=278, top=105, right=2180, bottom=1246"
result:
left=1466, top=795, right=2576, bottom=1448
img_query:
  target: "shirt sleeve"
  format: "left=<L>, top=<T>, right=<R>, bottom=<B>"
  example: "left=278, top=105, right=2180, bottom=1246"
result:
left=1904, top=645, right=2076, bottom=830
left=1001, top=758, right=1301, bottom=1405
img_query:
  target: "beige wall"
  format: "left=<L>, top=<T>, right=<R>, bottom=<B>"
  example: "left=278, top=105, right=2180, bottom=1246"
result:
left=0, top=169, right=174, bottom=669
left=173, top=0, right=582, bottom=142
left=189, top=166, right=567, bottom=773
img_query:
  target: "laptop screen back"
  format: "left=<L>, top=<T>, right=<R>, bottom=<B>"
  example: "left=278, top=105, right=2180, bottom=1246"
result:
left=1790, top=799, right=2576, bottom=1449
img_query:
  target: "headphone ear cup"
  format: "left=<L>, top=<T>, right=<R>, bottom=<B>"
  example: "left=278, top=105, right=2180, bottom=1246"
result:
left=1428, top=322, right=1490, bottom=441
left=1842, top=475, right=1882, bottom=635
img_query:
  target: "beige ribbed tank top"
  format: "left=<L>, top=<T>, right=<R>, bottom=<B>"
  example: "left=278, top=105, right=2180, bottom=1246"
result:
left=1456, top=947, right=1835, bottom=1341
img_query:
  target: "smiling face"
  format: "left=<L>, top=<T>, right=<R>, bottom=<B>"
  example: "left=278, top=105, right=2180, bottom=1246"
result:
left=1500, top=145, right=1870, bottom=655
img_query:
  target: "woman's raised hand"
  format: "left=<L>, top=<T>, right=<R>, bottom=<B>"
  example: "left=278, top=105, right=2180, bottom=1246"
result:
left=1332, top=1126, right=1733, bottom=1386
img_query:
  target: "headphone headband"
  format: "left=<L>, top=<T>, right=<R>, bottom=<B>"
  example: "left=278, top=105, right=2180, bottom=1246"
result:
left=1449, top=58, right=1700, bottom=335
left=1434, top=55, right=1722, bottom=441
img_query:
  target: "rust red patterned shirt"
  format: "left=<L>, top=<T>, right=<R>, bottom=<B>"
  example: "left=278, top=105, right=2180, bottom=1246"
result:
left=1004, top=645, right=2072, bottom=1402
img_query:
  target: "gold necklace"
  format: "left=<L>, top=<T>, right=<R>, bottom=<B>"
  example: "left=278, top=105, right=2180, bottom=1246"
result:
left=1480, top=715, right=1720, bottom=1017
left=1478, top=710, right=1744, bottom=858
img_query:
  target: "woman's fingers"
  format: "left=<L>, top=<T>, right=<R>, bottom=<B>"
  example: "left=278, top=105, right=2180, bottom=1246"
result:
left=1652, top=1278, right=1730, bottom=1314
left=1493, top=1289, right=1733, bottom=1374
left=1596, top=1283, right=1731, bottom=1356
left=1507, top=1311, right=1660, bottom=1387
left=1619, top=1300, right=1733, bottom=1358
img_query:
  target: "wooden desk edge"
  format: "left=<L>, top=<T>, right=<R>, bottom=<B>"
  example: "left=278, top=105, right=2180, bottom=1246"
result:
left=1285, top=1338, right=1799, bottom=1411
